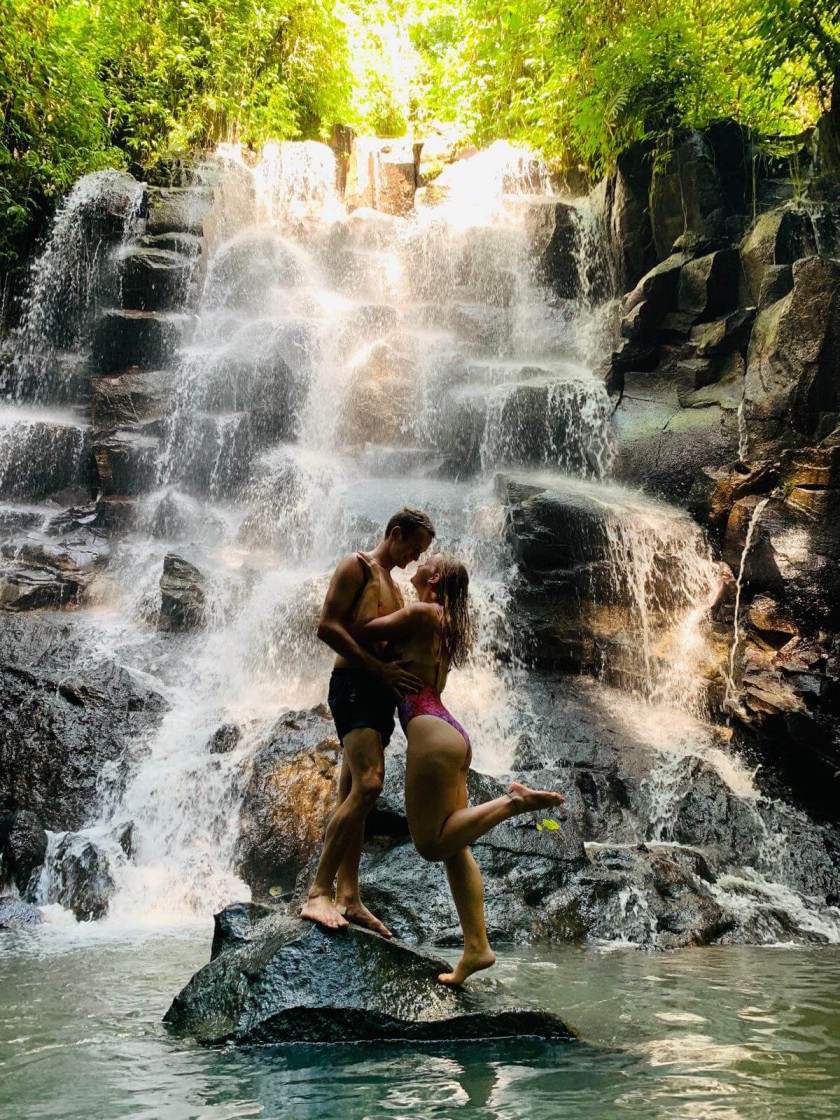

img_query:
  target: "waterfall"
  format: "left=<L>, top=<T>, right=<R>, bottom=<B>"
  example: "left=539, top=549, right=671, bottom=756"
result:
left=9, top=171, right=145, bottom=403
left=8, top=139, right=838, bottom=946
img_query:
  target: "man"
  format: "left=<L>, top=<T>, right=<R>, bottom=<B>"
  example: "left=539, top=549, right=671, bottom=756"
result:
left=301, top=506, right=436, bottom=935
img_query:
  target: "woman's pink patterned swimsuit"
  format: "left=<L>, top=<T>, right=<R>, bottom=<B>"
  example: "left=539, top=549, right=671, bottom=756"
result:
left=398, top=684, right=472, bottom=763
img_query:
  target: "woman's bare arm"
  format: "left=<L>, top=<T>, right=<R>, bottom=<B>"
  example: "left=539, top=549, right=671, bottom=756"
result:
left=358, top=603, right=438, bottom=645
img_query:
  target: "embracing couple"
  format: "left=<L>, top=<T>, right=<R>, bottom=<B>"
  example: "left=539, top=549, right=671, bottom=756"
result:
left=301, top=506, right=563, bottom=986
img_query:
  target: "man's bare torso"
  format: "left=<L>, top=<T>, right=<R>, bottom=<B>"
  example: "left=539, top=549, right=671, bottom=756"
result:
left=334, top=556, right=404, bottom=669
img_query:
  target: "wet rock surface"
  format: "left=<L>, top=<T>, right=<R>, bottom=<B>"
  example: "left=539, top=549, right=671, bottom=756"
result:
left=0, top=896, right=43, bottom=930
left=165, top=906, right=577, bottom=1045
left=0, top=809, right=48, bottom=893
left=0, top=614, right=167, bottom=830
left=158, top=553, right=207, bottom=632
left=236, top=707, right=340, bottom=896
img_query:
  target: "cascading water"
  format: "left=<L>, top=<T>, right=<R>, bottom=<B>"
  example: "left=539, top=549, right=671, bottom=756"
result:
left=8, top=170, right=145, bottom=402
left=7, top=137, right=839, bottom=946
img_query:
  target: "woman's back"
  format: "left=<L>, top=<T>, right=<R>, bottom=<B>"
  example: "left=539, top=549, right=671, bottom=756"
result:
left=398, top=603, right=449, bottom=692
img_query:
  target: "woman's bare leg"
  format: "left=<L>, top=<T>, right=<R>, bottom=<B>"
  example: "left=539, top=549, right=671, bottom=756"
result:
left=406, top=719, right=564, bottom=861
left=439, top=848, right=496, bottom=986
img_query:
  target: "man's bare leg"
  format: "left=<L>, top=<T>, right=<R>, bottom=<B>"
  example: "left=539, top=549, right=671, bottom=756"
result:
left=335, top=817, right=392, bottom=938
left=301, top=727, right=388, bottom=932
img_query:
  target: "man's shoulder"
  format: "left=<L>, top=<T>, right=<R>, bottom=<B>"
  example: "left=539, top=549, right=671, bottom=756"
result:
left=334, top=553, right=366, bottom=577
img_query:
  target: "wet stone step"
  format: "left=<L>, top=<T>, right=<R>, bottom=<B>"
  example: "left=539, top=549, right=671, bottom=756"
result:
left=141, top=231, right=204, bottom=257
left=0, top=530, right=108, bottom=613
left=162, top=412, right=252, bottom=498
left=118, top=247, right=198, bottom=312
left=0, top=413, right=92, bottom=502
left=93, top=430, right=159, bottom=496
left=91, top=310, right=195, bottom=375
left=145, top=186, right=214, bottom=236
left=436, top=378, right=611, bottom=474
left=91, top=369, right=174, bottom=430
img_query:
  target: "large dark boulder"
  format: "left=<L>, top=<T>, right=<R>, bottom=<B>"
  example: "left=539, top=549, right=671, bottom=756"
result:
left=164, top=906, right=577, bottom=1045
left=91, top=310, right=194, bottom=375
left=91, top=369, right=173, bottom=430
left=649, top=133, right=728, bottom=259
left=0, top=614, right=167, bottom=830
left=739, top=207, right=818, bottom=305
left=119, top=247, right=197, bottom=312
left=0, top=417, right=92, bottom=502
left=525, top=199, right=584, bottom=300
left=92, top=429, right=159, bottom=496
left=596, top=143, right=656, bottom=292
left=49, top=832, right=115, bottom=921
left=145, top=186, right=214, bottom=236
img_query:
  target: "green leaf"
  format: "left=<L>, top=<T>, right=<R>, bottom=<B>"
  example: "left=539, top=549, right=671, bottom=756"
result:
left=541, top=818, right=561, bottom=831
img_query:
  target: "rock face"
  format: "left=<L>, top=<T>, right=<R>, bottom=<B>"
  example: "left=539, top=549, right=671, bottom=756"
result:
left=593, top=122, right=840, bottom=800
left=0, top=614, right=167, bottom=830
left=0, top=809, right=47, bottom=893
left=164, top=906, right=577, bottom=1045
left=743, top=256, right=840, bottom=457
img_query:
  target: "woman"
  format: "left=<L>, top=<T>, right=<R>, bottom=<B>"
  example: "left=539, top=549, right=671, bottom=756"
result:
left=358, top=552, right=564, bottom=986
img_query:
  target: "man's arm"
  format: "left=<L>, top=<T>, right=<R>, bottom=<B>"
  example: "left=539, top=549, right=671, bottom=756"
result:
left=316, top=557, right=421, bottom=695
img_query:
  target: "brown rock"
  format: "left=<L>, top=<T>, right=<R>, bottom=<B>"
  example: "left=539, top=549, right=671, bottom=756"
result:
left=237, top=707, right=340, bottom=895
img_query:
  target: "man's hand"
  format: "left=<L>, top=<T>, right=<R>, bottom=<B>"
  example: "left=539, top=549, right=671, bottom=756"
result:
left=375, top=659, right=423, bottom=697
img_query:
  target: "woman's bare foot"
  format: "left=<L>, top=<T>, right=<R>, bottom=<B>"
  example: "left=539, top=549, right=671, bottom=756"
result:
left=300, top=893, right=349, bottom=930
left=338, top=901, right=393, bottom=938
left=438, top=946, right=496, bottom=987
left=507, top=782, right=564, bottom=814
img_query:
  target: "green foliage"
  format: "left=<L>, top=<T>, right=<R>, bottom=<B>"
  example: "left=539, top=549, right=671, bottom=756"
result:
left=1, top=0, right=839, bottom=265
left=0, top=0, right=352, bottom=262
left=411, top=0, right=837, bottom=173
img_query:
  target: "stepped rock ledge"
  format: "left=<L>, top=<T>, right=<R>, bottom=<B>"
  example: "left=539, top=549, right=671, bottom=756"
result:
left=164, top=904, right=577, bottom=1046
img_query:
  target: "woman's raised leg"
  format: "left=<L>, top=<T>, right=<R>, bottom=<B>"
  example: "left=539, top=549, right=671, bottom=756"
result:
left=406, top=718, right=563, bottom=863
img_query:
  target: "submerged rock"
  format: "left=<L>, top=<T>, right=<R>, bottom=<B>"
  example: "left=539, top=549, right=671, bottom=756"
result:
left=164, top=905, right=576, bottom=1045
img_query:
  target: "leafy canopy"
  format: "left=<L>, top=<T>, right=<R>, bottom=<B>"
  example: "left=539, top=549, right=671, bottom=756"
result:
left=1, top=0, right=838, bottom=263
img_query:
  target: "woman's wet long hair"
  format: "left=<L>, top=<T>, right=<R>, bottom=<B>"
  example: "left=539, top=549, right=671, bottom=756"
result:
left=432, top=553, right=473, bottom=669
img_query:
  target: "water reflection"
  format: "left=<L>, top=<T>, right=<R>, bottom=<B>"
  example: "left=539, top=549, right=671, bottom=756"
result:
left=1, top=935, right=839, bottom=1120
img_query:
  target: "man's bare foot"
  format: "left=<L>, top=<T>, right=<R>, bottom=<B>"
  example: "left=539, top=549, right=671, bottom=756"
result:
left=438, top=947, right=496, bottom=987
left=338, top=901, right=393, bottom=938
left=507, top=782, right=565, bottom=814
left=300, top=894, right=349, bottom=931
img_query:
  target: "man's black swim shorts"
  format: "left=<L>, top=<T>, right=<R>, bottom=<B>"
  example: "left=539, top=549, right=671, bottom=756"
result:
left=328, top=667, right=395, bottom=747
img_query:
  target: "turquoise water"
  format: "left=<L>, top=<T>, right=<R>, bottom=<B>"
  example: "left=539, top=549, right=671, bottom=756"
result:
left=1, top=928, right=839, bottom=1119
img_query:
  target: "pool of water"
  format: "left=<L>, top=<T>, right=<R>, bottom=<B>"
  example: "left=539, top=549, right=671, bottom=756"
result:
left=1, top=927, right=839, bottom=1120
